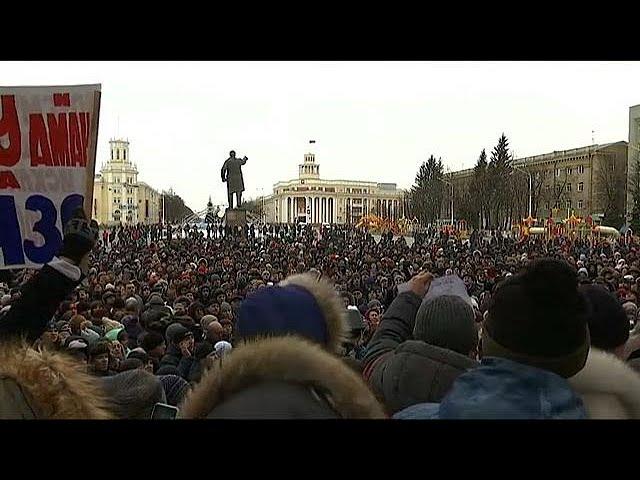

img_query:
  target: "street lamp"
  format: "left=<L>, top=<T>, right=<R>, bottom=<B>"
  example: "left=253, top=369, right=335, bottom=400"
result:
left=512, top=162, right=533, bottom=218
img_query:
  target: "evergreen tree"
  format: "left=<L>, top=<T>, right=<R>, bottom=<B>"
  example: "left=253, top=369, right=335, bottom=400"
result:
left=471, top=149, right=488, bottom=228
left=488, top=134, right=512, bottom=229
left=410, top=155, right=444, bottom=225
left=162, top=190, right=195, bottom=223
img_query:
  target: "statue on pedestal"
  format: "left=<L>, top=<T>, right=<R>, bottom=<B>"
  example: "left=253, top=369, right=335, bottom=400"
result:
left=221, top=150, right=248, bottom=210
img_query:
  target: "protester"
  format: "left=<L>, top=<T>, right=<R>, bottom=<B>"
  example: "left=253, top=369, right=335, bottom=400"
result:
left=565, top=285, right=640, bottom=418
left=395, top=259, right=590, bottom=419
left=5, top=210, right=640, bottom=419
left=180, top=273, right=384, bottom=418
left=363, top=272, right=479, bottom=415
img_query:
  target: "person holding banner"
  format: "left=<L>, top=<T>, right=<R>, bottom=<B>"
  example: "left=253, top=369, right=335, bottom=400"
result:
left=0, top=209, right=98, bottom=341
left=0, top=210, right=113, bottom=419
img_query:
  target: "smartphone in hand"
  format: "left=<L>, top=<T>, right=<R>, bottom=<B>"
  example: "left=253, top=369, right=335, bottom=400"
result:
left=151, top=403, right=179, bottom=420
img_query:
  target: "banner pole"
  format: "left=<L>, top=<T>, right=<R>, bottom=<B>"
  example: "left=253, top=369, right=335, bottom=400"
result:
left=85, top=90, right=101, bottom=220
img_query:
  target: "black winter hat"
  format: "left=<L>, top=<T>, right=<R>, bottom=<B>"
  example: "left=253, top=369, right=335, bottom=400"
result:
left=483, top=258, right=589, bottom=378
left=579, top=284, right=629, bottom=351
left=140, top=332, right=165, bottom=352
left=173, top=327, right=194, bottom=345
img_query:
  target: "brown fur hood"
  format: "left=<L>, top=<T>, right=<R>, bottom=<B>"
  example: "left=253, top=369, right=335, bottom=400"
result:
left=279, top=273, right=347, bottom=353
left=0, top=342, right=112, bottom=419
left=569, top=348, right=640, bottom=419
left=180, top=336, right=386, bottom=419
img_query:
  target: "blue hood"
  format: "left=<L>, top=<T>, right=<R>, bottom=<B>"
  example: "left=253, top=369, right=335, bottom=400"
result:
left=438, top=357, right=586, bottom=419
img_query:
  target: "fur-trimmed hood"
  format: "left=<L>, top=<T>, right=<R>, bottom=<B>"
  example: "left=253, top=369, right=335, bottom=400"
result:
left=279, top=273, right=347, bottom=353
left=569, top=348, right=640, bottom=419
left=180, top=336, right=386, bottom=419
left=0, top=342, right=113, bottom=419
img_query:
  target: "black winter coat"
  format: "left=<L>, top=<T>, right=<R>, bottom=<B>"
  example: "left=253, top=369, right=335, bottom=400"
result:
left=0, top=263, right=78, bottom=341
left=363, top=291, right=478, bottom=414
left=160, top=345, right=198, bottom=381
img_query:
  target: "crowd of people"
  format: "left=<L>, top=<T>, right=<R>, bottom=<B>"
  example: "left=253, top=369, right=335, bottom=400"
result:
left=1, top=211, right=640, bottom=419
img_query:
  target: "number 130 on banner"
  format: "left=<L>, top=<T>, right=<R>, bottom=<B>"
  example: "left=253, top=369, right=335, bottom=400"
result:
left=0, top=84, right=101, bottom=269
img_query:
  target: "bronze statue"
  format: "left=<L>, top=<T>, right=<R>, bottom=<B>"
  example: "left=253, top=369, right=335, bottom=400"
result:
left=221, top=150, right=248, bottom=209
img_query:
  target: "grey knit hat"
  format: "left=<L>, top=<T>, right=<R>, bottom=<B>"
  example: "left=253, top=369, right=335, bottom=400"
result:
left=413, top=295, right=477, bottom=355
left=100, top=370, right=166, bottom=419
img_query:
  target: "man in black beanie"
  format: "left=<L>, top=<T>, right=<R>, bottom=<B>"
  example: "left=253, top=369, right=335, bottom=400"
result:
left=396, top=259, right=589, bottom=419
left=579, top=285, right=629, bottom=358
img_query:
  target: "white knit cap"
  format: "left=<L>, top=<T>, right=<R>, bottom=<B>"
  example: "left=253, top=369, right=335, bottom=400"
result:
left=213, top=341, right=233, bottom=357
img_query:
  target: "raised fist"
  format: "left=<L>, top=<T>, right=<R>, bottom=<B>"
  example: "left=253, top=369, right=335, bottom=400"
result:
left=58, top=208, right=99, bottom=265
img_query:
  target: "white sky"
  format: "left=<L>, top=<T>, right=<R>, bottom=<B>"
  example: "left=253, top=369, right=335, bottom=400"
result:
left=2, top=61, right=639, bottom=212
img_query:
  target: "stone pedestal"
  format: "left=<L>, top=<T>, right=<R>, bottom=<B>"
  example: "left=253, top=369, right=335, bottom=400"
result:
left=225, top=208, right=247, bottom=227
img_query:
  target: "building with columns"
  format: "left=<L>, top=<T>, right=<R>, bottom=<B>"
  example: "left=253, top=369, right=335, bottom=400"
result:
left=92, top=139, right=161, bottom=226
left=262, top=152, right=405, bottom=224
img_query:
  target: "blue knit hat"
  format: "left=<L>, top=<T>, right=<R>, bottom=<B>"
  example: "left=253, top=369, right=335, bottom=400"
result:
left=237, top=285, right=329, bottom=346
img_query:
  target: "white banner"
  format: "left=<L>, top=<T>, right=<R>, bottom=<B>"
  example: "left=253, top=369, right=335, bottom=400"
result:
left=0, top=84, right=101, bottom=269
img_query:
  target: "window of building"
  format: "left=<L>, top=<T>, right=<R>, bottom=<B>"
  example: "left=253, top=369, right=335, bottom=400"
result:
left=578, top=165, right=585, bottom=174
left=567, top=167, right=572, bottom=175
left=566, top=199, right=572, bottom=209
left=566, top=183, right=572, bottom=192
left=556, top=168, right=561, bottom=177
left=578, top=199, right=583, bottom=209
left=124, top=149, right=127, bottom=161
left=578, top=182, right=584, bottom=192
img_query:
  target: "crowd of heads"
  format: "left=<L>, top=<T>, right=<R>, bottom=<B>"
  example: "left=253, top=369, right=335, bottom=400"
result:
left=2, top=220, right=640, bottom=419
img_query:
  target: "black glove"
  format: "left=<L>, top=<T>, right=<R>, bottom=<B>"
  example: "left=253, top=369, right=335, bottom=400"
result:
left=58, top=208, right=99, bottom=264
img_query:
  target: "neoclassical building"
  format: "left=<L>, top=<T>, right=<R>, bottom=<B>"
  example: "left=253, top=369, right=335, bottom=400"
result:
left=262, top=152, right=405, bottom=224
left=92, top=139, right=161, bottom=226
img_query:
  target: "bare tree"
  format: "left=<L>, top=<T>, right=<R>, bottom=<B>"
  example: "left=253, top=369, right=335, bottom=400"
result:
left=596, top=153, right=625, bottom=227
left=551, top=162, right=568, bottom=210
left=530, top=170, right=546, bottom=218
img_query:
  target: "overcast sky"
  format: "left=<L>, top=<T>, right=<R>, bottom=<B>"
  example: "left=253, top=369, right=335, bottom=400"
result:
left=2, top=61, right=639, bottom=212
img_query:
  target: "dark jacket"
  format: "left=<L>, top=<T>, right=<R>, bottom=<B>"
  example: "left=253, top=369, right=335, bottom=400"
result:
left=0, top=262, right=78, bottom=342
left=363, top=291, right=478, bottom=414
left=160, top=344, right=197, bottom=381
